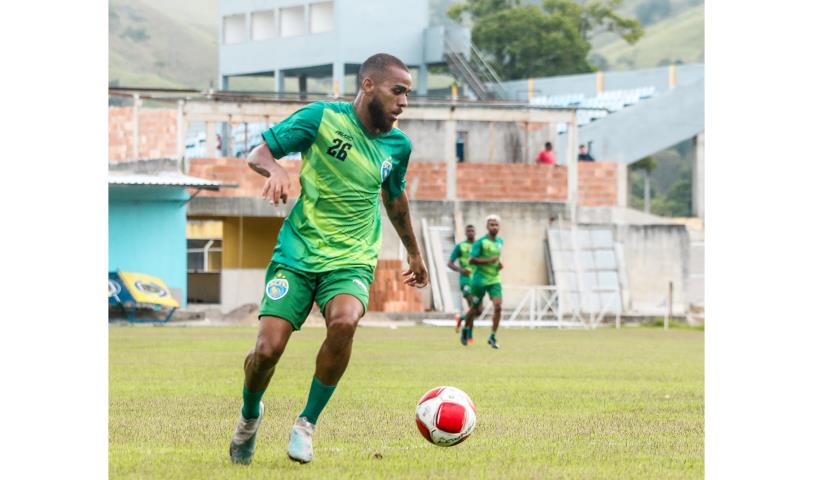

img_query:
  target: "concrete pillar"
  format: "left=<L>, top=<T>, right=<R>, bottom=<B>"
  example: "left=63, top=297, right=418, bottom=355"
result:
left=298, top=75, right=307, bottom=100
left=616, top=162, right=628, bottom=208
left=417, top=63, right=428, bottom=96
left=332, top=61, right=345, bottom=97
left=668, top=64, right=677, bottom=89
left=131, top=93, right=140, bottom=160
left=527, top=77, right=534, bottom=101
left=596, top=71, right=604, bottom=94
left=205, top=121, right=218, bottom=158
left=693, top=132, right=705, bottom=218
left=176, top=99, right=186, bottom=172
left=644, top=172, right=651, bottom=214
left=445, top=119, right=457, bottom=200
left=566, top=112, right=578, bottom=220
left=219, top=75, right=230, bottom=157
left=275, top=69, right=284, bottom=94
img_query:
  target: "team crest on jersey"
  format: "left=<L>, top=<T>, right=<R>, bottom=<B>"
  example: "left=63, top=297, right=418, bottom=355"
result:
left=266, top=273, right=289, bottom=300
left=380, top=158, right=393, bottom=182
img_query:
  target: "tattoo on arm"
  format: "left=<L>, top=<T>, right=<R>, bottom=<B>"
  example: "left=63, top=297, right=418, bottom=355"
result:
left=384, top=193, right=420, bottom=255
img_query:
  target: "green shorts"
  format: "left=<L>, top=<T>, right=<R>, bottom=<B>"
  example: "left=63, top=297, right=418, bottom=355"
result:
left=470, top=282, right=502, bottom=306
left=258, top=261, right=374, bottom=330
left=459, top=276, right=472, bottom=296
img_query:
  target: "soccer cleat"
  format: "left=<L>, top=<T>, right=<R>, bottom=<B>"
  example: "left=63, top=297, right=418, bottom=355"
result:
left=454, top=314, right=462, bottom=333
left=459, top=327, right=468, bottom=346
left=488, top=334, right=500, bottom=349
left=229, top=402, right=264, bottom=465
left=287, top=416, right=316, bottom=464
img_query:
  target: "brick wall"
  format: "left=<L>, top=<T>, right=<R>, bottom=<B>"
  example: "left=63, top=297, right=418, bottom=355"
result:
left=188, top=157, right=618, bottom=206
left=109, top=107, right=177, bottom=161
left=188, top=158, right=302, bottom=198
left=368, top=259, right=424, bottom=312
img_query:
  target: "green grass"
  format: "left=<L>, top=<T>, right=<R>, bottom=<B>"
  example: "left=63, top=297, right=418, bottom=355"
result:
left=592, top=3, right=705, bottom=70
left=109, top=325, right=704, bottom=479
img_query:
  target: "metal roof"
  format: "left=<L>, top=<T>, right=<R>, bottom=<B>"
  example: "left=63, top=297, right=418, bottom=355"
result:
left=108, top=171, right=221, bottom=190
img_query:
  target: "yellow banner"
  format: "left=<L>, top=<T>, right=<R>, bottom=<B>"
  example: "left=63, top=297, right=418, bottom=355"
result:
left=118, top=272, right=180, bottom=308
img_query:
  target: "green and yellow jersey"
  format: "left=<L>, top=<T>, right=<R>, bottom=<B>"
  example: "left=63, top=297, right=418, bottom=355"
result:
left=470, top=235, right=504, bottom=286
left=261, top=101, right=411, bottom=272
left=449, top=240, right=474, bottom=280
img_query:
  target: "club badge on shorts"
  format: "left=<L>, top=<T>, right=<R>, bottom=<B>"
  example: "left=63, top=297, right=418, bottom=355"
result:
left=266, top=273, right=289, bottom=300
left=380, top=158, right=393, bottom=182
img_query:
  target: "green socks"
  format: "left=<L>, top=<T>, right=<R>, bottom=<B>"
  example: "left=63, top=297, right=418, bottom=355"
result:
left=241, top=384, right=266, bottom=419
left=463, top=327, right=472, bottom=340
left=299, top=376, right=337, bottom=425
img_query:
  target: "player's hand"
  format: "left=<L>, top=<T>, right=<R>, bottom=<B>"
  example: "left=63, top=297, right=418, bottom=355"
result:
left=462, top=269, right=471, bottom=276
left=260, top=163, right=291, bottom=205
left=498, top=262, right=503, bottom=271
left=402, top=254, right=429, bottom=288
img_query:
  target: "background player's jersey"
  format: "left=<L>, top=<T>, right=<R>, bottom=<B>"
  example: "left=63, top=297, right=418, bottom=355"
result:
left=470, top=235, right=504, bottom=286
left=449, top=240, right=474, bottom=279
left=261, top=101, right=411, bottom=272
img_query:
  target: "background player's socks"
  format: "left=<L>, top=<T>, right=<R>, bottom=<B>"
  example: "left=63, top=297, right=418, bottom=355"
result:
left=242, top=384, right=266, bottom=419
left=299, top=376, right=337, bottom=425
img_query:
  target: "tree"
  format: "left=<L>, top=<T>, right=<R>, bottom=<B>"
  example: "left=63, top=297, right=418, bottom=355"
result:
left=447, top=0, right=643, bottom=79
left=630, top=156, right=657, bottom=214
left=471, top=6, right=592, bottom=79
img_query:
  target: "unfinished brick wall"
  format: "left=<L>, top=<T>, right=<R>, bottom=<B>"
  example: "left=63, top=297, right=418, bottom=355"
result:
left=188, top=157, right=302, bottom=198
left=405, top=162, right=616, bottom=205
left=577, top=162, right=618, bottom=206
left=109, top=107, right=177, bottom=161
left=188, top=158, right=618, bottom=206
left=368, top=259, right=424, bottom=312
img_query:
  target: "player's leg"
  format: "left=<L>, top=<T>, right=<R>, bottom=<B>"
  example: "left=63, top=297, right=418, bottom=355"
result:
left=287, top=268, right=371, bottom=463
left=455, top=282, right=470, bottom=333
left=463, top=284, right=484, bottom=346
left=231, top=263, right=314, bottom=465
left=488, top=284, right=503, bottom=349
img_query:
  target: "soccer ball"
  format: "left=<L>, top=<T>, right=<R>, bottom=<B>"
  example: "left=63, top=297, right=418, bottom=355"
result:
left=415, top=386, right=476, bottom=446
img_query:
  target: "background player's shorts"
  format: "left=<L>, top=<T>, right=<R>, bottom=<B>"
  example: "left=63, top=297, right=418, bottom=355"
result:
left=459, top=276, right=472, bottom=296
left=258, top=261, right=374, bottom=330
left=470, top=282, right=502, bottom=306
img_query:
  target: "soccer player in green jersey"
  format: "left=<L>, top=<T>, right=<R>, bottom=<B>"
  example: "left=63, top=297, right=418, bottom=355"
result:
left=447, top=224, right=476, bottom=334
left=461, top=215, right=504, bottom=349
left=229, top=53, right=428, bottom=466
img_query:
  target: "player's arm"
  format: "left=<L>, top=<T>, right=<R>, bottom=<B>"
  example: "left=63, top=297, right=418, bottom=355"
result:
left=382, top=190, right=428, bottom=288
left=247, top=142, right=291, bottom=205
left=447, top=245, right=467, bottom=274
left=468, top=241, right=498, bottom=265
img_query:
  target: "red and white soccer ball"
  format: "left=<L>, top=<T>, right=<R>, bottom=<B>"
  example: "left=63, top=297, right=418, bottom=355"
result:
left=415, top=386, right=476, bottom=447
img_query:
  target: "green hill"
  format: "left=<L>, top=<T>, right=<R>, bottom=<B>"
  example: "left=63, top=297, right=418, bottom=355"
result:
left=109, top=0, right=218, bottom=89
left=108, top=0, right=704, bottom=90
left=590, top=2, right=704, bottom=70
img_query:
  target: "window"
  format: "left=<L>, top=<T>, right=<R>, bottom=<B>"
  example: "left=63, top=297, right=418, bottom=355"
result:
left=252, top=10, right=276, bottom=41
left=223, top=14, right=247, bottom=44
left=309, top=2, right=334, bottom=34
left=187, top=239, right=223, bottom=272
left=280, top=6, right=306, bottom=37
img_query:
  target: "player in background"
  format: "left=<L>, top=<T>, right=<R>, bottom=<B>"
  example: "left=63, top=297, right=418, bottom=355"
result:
left=461, top=215, right=504, bottom=349
left=447, top=225, right=476, bottom=335
left=229, top=53, right=428, bottom=466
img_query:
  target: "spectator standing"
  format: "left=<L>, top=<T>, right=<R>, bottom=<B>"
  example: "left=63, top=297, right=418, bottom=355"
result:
left=578, top=144, right=595, bottom=162
left=536, top=142, right=556, bottom=165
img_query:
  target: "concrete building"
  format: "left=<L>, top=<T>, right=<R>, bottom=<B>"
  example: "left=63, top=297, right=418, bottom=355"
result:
left=218, top=0, right=469, bottom=96
left=108, top=161, right=222, bottom=306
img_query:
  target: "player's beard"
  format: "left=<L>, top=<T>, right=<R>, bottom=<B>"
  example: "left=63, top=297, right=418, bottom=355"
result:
left=368, top=95, right=393, bottom=133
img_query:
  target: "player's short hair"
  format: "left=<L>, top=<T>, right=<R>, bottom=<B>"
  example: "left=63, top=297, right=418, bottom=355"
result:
left=545, top=142, right=553, bottom=149
left=359, top=53, right=409, bottom=82
left=486, top=214, right=500, bottom=224
left=465, top=224, right=475, bottom=229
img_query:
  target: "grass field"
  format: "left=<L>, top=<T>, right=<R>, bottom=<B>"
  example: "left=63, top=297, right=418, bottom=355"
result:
left=109, top=325, right=704, bottom=479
